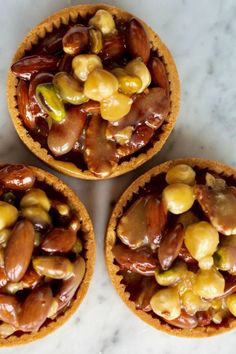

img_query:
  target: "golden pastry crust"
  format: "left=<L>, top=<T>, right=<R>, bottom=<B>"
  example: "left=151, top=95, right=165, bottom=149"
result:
left=0, top=165, right=95, bottom=346
left=105, top=158, right=236, bottom=337
left=7, top=3, right=180, bottom=180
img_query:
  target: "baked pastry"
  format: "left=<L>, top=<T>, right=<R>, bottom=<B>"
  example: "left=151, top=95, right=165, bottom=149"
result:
left=0, top=164, right=95, bottom=345
left=106, top=158, right=236, bottom=337
left=7, top=4, right=180, bottom=179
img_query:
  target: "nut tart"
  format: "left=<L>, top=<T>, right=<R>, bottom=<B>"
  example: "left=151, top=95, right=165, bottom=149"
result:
left=0, top=164, right=95, bottom=345
left=106, top=158, right=236, bottom=337
left=7, top=3, right=180, bottom=180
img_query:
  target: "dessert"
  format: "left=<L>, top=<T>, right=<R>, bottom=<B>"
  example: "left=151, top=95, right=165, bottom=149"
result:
left=7, top=4, right=180, bottom=179
left=0, top=164, right=95, bottom=345
left=106, top=158, right=236, bottom=337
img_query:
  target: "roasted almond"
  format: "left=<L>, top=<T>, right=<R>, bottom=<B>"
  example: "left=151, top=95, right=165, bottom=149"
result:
left=85, top=115, right=118, bottom=177
left=0, top=294, right=20, bottom=326
left=11, top=55, right=59, bottom=80
left=158, top=224, right=184, bottom=270
left=126, top=18, right=150, bottom=63
left=0, top=164, right=35, bottom=190
left=195, top=185, right=236, bottom=236
left=113, top=244, right=158, bottom=276
left=148, top=57, right=169, bottom=94
left=56, top=256, right=85, bottom=311
left=4, top=220, right=35, bottom=282
left=47, top=106, right=86, bottom=157
left=32, top=256, right=73, bottom=279
left=16, top=80, right=36, bottom=130
left=19, top=285, right=53, bottom=332
left=41, top=228, right=77, bottom=253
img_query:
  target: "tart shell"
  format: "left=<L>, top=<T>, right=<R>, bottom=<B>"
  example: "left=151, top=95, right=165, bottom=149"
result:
left=7, top=3, right=180, bottom=180
left=0, top=164, right=95, bottom=346
left=105, top=158, right=236, bottom=337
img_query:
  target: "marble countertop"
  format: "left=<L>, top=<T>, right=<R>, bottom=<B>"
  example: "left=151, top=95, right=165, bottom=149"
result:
left=1, top=0, right=236, bottom=353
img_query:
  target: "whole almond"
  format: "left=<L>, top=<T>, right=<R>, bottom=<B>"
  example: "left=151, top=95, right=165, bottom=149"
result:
left=11, top=55, right=59, bottom=80
left=56, top=256, right=85, bottom=311
left=4, top=220, right=35, bottom=282
left=148, top=57, right=169, bottom=94
left=62, top=25, right=89, bottom=55
left=0, top=164, right=35, bottom=190
left=126, top=18, right=150, bottom=63
left=0, top=294, right=20, bottom=326
left=158, top=223, right=184, bottom=270
left=19, top=285, right=53, bottom=332
left=100, top=33, right=126, bottom=61
left=41, top=228, right=77, bottom=253
left=32, top=256, right=73, bottom=279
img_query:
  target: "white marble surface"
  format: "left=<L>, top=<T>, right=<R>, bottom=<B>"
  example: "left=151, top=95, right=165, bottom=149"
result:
left=0, top=0, right=236, bottom=353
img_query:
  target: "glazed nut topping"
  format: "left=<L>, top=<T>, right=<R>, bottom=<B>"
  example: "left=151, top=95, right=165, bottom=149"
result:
left=0, top=164, right=85, bottom=338
left=11, top=9, right=171, bottom=178
left=113, top=163, right=236, bottom=328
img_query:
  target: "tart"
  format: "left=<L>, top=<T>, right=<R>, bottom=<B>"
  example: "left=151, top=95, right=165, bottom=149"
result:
left=105, top=158, right=236, bottom=337
left=0, top=164, right=95, bottom=345
left=7, top=3, right=180, bottom=180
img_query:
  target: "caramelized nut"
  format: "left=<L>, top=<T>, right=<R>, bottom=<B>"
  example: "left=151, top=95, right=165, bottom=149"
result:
left=126, top=58, right=151, bottom=93
left=47, top=106, right=86, bottom=157
left=11, top=54, right=59, bottom=80
left=4, top=220, right=35, bottom=282
left=89, top=27, right=103, bottom=54
left=21, top=206, right=52, bottom=230
left=166, top=164, right=196, bottom=186
left=100, top=33, right=125, bottom=61
left=195, top=185, right=236, bottom=236
left=41, top=228, right=77, bottom=253
left=184, top=221, right=219, bottom=261
left=155, top=261, right=187, bottom=286
left=165, top=310, right=198, bottom=329
left=0, top=164, right=35, bottom=190
left=85, top=115, right=118, bottom=177
left=20, top=188, right=51, bottom=211
left=113, top=244, right=158, bottom=276
left=148, top=57, right=169, bottom=94
left=33, top=256, right=73, bottom=279
left=84, top=69, right=118, bottom=101
left=0, top=202, right=18, bottom=231
left=19, top=285, right=53, bottom=332
left=36, top=83, right=66, bottom=122
left=126, top=18, right=150, bottom=63
left=100, top=92, right=132, bottom=121
left=158, top=224, right=184, bottom=270
left=56, top=256, right=85, bottom=311
left=117, top=196, right=166, bottom=249
left=150, top=288, right=181, bottom=320
left=16, top=79, right=36, bottom=130
left=112, top=68, right=142, bottom=95
left=88, top=9, right=116, bottom=35
left=134, top=277, right=159, bottom=312
left=72, top=54, right=103, bottom=82
left=62, top=25, right=89, bottom=55
left=162, top=183, right=195, bottom=215
left=193, top=268, right=225, bottom=299
left=0, top=294, right=20, bottom=326
left=53, top=72, right=88, bottom=105
left=109, top=88, right=169, bottom=133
